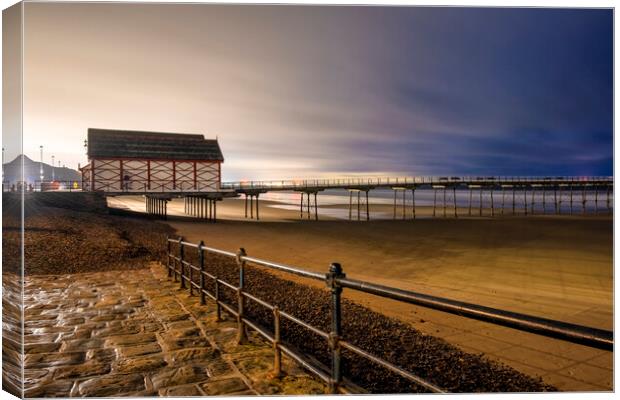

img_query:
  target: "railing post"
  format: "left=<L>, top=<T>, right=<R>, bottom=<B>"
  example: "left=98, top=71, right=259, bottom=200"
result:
left=199, top=241, right=206, bottom=305
left=166, top=236, right=172, bottom=278
left=270, top=306, right=284, bottom=378
left=173, top=237, right=179, bottom=281
left=179, top=237, right=185, bottom=288
left=188, top=244, right=194, bottom=296
left=236, top=248, right=248, bottom=344
left=326, top=262, right=345, bottom=394
left=215, top=277, right=222, bottom=322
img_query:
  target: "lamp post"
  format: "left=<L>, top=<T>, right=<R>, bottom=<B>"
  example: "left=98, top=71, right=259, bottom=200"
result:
left=39, top=145, right=44, bottom=182
left=51, top=155, right=55, bottom=181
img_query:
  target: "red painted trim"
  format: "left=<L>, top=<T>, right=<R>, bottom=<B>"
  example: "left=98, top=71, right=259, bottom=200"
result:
left=119, top=160, right=124, bottom=189
left=87, top=157, right=220, bottom=192
left=172, top=160, right=176, bottom=190
left=193, top=161, right=197, bottom=189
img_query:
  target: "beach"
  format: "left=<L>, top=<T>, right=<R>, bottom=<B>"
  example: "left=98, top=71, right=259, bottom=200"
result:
left=109, top=195, right=613, bottom=390
left=5, top=193, right=565, bottom=395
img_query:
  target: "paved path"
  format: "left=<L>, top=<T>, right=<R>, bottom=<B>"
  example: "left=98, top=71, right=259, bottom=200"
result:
left=21, top=264, right=324, bottom=397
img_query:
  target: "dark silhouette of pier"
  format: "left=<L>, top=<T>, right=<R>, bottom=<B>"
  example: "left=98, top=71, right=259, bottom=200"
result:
left=224, top=176, right=613, bottom=221
left=13, top=175, right=613, bottom=221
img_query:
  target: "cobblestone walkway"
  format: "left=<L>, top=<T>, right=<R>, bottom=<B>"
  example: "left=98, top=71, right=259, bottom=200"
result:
left=22, top=263, right=324, bottom=397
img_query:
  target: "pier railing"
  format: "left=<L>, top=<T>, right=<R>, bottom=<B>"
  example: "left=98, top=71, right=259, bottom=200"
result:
left=221, top=176, right=613, bottom=191
left=165, top=237, right=612, bottom=394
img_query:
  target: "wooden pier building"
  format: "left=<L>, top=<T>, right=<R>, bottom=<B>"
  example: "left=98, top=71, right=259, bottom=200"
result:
left=81, top=128, right=223, bottom=193
left=81, top=128, right=229, bottom=220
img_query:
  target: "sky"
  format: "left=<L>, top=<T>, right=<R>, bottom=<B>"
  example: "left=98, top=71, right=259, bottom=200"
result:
left=3, top=3, right=613, bottom=180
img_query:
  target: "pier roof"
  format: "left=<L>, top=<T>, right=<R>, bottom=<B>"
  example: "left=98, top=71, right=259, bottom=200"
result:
left=87, top=128, right=224, bottom=161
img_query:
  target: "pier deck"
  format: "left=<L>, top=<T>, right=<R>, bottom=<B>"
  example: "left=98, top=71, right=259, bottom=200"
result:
left=222, top=176, right=613, bottom=221
left=222, top=176, right=613, bottom=192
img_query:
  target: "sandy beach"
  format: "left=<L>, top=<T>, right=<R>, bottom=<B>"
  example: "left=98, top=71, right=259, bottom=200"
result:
left=108, top=195, right=613, bottom=390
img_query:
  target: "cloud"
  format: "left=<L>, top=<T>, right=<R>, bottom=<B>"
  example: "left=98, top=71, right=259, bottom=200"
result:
left=17, top=4, right=612, bottom=179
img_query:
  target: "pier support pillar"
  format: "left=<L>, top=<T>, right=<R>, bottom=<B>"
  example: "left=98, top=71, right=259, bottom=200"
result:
left=607, top=185, right=611, bottom=213
left=365, top=191, right=369, bottom=221
left=501, top=187, right=505, bottom=216
left=406, top=188, right=411, bottom=219
left=594, top=185, right=599, bottom=214
left=242, top=192, right=262, bottom=220
left=393, top=187, right=410, bottom=220
left=443, top=187, right=447, bottom=218
left=570, top=185, right=574, bottom=215
left=433, top=185, right=448, bottom=218
left=255, top=193, right=260, bottom=220
left=582, top=186, right=587, bottom=215
left=453, top=186, right=458, bottom=218
left=348, top=189, right=369, bottom=221
left=393, top=189, right=397, bottom=219
left=145, top=196, right=169, bottom=220
left=241, top=193, right=255, bottom=219
left=183, top=195, right=219, bottom=222
left=300, top=190, right=322, bottom=220
left=467, top=185, right=483, bottom=217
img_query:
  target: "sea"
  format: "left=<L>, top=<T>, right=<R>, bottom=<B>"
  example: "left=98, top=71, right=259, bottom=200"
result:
left=258, top=188, right=612, bottom=220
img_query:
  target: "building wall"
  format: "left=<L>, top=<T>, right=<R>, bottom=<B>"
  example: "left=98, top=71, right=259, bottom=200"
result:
left=89, top=158, right=220, bottom=192
left=81, top=164, right=92, bottom=191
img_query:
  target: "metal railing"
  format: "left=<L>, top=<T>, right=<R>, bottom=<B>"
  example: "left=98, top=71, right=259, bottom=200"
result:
left=221, top=176, right=614, bottom=191
left=165, top=237, right=612, bottom=394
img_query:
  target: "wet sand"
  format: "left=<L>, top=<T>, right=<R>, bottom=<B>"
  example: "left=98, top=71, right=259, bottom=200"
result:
left=108, top=196, right=613, bottom=390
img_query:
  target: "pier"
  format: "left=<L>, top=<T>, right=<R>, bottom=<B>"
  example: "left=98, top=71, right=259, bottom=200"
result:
left=19, top=175, right=613, bottom=221
left=222, top=176, right=613, bottom=221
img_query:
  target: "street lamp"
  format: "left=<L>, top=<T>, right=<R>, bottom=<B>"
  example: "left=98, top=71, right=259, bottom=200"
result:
left=39, top=145, right=44, bottom=182
left=51, top=155, right=55, bottom=181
